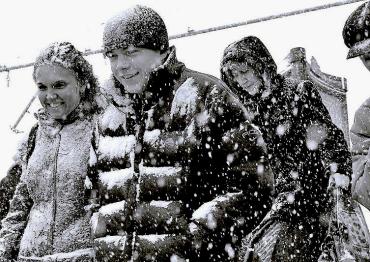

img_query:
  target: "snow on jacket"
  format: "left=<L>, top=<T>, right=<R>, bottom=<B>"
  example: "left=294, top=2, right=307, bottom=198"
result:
left=0, top=164, right=22, bottom=231
left=0, top=109, right=96, bottom=262
left=351, top=97, right=370, bottom=209
left=0, top=125, right=38, bottom=231
left=90, top=47, right=273, bottom=261
left=221, top=41, right=351, bottom=261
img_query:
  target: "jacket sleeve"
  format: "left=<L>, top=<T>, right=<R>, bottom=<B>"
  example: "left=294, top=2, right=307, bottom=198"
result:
left=350, top=98, right=370, bottom=209
left=0, top=163, right=22, bottom=229
left=0, top=175, right=32, bottom=260
left=0, top=124, right=38, bottom=260
left=300, top=81, right=351, bottom=180
left=189, top=85, right=273, bottom=259
left=0, top=123, right=38, bottom=228
left=263, top=80, right=351, bottom=221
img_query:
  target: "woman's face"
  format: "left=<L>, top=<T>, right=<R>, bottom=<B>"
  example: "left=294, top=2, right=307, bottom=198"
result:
left=35, top=64, right=83, bottom=120
left=229, top=62, right=264, bottom=96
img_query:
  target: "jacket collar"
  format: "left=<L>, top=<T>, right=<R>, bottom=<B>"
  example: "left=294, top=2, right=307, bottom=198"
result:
left=36, top=100, right=92, bottom=136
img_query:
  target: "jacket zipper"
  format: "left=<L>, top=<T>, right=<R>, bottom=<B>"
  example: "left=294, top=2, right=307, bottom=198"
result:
left=130, top=103, right=146, bottom=262
left=50, top=129, right=61, bottom=254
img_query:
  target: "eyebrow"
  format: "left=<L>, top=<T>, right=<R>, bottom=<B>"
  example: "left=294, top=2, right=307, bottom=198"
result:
left=53, top=80, right=67, bottom=85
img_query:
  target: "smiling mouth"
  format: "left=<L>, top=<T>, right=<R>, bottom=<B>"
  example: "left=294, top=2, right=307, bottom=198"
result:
left=121, top=72, right=139, bottom=80
left=47, top=102, right=64, bottom=109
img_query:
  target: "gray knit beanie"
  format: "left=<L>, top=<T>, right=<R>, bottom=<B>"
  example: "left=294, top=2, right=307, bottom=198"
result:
left=103, top=5, right=169, bottom=53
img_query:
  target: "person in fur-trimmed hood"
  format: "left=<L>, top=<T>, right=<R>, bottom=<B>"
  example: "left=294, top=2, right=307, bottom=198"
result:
left=220, top=36, right=352, bottom=261
left=0, top=42, right=99, bottom=261
left=89, top=5, right=273, bottom=261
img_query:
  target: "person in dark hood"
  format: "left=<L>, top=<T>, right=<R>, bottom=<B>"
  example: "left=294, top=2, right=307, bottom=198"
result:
left=221, top=36, right=352, bottom=261
left=88, top=6, right=273, bottom=262
left=343, top=1, right=370, bottom=210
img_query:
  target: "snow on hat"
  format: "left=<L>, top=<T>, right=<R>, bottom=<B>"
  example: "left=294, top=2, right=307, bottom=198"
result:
left=343, top=2, right=370, bottom=59
left=103, top=5, right=169, bottom=53
left=221, top=36, right=277, bottom=75
left=33, top=42, right=98, bottom=103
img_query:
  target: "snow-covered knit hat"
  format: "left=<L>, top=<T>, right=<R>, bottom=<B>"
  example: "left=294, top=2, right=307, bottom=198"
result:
left=221, top=36, right=277, bottom=76
left=33, top=42, right=98, bottom=104
left=343, top=2, right=370, bottom=59
left=103, top=5, right=169, bottom=53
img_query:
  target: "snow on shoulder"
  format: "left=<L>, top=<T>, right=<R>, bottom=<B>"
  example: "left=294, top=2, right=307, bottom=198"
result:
left=171, top=78, right=198, bottom=118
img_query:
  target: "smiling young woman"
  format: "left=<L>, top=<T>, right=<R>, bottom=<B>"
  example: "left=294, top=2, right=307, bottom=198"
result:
left=0, top=42, right=99, bottom=261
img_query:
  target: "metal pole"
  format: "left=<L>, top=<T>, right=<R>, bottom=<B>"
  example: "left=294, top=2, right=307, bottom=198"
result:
left=0, top=0, right=365, bottom=73
left=11, top=93, right=37, bottom=133
left=169, top=0, right=366, bottom=40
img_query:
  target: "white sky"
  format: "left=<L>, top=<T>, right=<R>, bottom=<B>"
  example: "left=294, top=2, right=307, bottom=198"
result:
left=1, top=0, right=370, bottom=221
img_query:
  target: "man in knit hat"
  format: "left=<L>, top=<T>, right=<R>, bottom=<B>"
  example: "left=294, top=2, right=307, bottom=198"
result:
left=343, top=1, right=370, bottom=210
left=90, top=6, right=273, bottom=261
left=221, top=36, right=352, bottom=261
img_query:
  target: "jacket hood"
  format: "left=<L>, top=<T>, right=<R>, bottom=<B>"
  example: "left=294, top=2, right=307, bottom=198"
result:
left=220, top=36, right=277, bottom=90
left=221, top=36, right=277, bottom=71
left=220, top=36, right=287, bottom=117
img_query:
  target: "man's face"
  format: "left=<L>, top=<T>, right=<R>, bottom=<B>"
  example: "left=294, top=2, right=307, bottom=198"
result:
left=360, top=52, right=370, bottom=72
left=106, top=45, right=165, bottom=94
left=229, top=62, right=264, bottom=96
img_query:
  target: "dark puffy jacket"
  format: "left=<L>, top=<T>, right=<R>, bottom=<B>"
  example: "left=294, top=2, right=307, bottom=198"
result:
left=221, top=37, right=351, bottom=261
left=0, top=109, right=95, bottom=262
left=90, top=46, right=273, bottom=261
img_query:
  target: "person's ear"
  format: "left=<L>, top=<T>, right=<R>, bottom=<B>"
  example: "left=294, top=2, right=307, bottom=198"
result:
left=79, top=83, right=87, bottom=96
left=160, top=49, right=170, bottom=63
